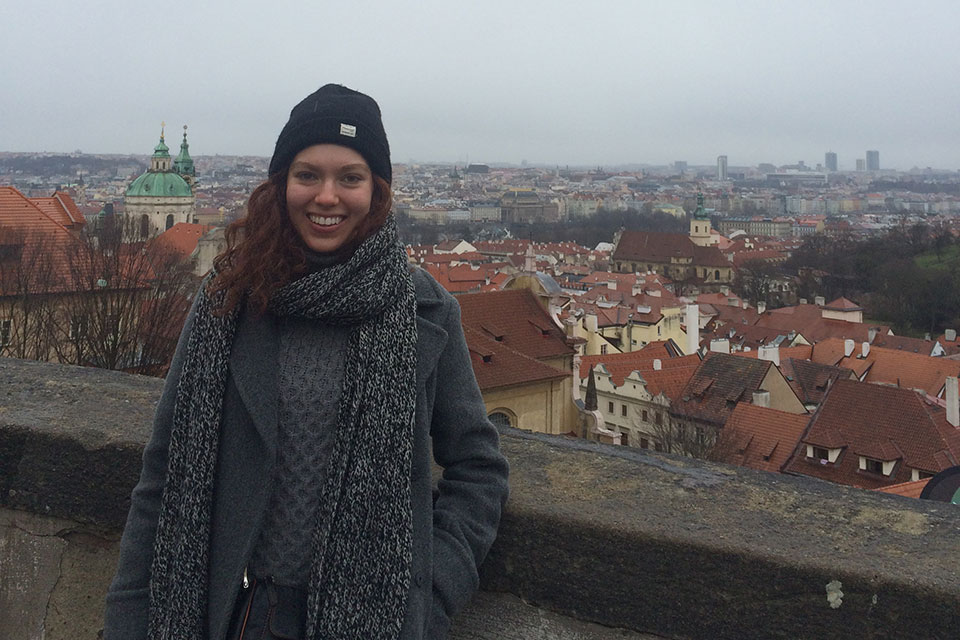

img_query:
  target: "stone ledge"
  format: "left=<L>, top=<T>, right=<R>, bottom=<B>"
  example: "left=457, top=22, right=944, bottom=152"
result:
left=486, top=429, right=960, bottom=639
left=3, top=357, right=959, bottom=639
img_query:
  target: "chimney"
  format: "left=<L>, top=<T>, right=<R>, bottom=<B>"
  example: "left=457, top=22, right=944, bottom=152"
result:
left=758, top=345, right=780, bottom=367
left=757, top=301, right=766, bottom=315
left=844, top=339, right=855, bottom=358
left=586, top=313, right=598, bottom=333
left=653, top=359, right=662, bottom=371
left=752, top=390, right=771, bottom=408
left=861, top=342, right=870, bottom=358
left=815, top=295, right=825, bottom=306
left=685, top=304, right=700, bottom=356
left=868, top=327, right=877, bottom=343
left=721, top=285, right=730, bottom=296
left=710, top=338, right=731, bottom=354
left=946, top=329, right=957, bottom=342
left=946, top=376, right=959, bottom=428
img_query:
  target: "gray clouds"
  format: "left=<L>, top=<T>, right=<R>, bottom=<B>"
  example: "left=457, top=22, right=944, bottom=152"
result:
left=2, top=0, right=958, bottom=169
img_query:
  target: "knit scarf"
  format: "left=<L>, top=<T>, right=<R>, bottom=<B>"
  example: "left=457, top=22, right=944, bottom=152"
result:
left=147, top=216, right=417, bottom=640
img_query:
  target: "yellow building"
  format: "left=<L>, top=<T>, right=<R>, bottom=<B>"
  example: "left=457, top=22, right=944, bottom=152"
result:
left=458, top=288, right=578, bottom=434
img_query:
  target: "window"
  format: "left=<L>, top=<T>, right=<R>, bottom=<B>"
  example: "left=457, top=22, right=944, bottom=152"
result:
left=600, top=344, right=608, bottom=355
left=715, top=270, right=721, bottom=280
left=655, top=412, right=662, bottom=425
left=488, top=412, right=513, bottom=429
left=620, top=431, right=629, bottom=446
left=642, top=409, right=648, bottom=422
left=864, top=458, right=884, bottom=475
left=640, top=437, right=650, bottom=449
left=608, top=401, right=614, bottom=413
left=621, top=404, right=627, bottom=417
left=811, top=447, right=829, bottom=462
left=0, top=319, right=10, bottom=347
left=69, top=315, right=87, bottom=341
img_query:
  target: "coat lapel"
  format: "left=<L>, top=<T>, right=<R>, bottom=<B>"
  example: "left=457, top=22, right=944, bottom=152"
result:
left=228, top=309, right=280, bottom=454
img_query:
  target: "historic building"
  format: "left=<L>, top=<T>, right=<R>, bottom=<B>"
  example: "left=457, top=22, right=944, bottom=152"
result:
left=611, top=194, right=732, bottom=294
left=124, top=125, right=197, bottom=235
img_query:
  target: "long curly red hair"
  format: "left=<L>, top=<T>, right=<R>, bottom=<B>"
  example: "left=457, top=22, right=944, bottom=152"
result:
left=208, top=171, right=393, bottom=315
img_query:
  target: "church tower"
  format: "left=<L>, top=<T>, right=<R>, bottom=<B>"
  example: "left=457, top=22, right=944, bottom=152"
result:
left=173, top=125, right=197, bottom=187
left=124, top=123, right=197, bottom=235
left=689, top=191, right=716, bottom=247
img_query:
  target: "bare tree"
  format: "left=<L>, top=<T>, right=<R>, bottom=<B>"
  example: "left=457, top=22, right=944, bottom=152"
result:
left=0, top=227, right=61, bottom=361
left=56, top=215, right=199, bottom=375
left=649, top=414, right=718, bottom=459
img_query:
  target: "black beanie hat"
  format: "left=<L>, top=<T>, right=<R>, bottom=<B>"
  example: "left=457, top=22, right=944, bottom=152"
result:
left=269, top=84, right=391, bottom=183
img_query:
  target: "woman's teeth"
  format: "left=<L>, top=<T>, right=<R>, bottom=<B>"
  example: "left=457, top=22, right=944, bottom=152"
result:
left=309, top=215, right=343, bottom=226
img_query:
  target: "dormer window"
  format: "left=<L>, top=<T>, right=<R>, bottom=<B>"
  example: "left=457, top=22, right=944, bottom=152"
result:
left=859, top=456, right=895, bottom=476
left=806, top=445, right=842, bottom=464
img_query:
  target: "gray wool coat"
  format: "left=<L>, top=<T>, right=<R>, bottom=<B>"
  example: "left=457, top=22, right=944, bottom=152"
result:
left=103, top=268, right=510, bottom=640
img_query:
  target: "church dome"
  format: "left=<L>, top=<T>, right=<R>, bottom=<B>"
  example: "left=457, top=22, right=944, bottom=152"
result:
left=126, top=171, right=193, bottom=198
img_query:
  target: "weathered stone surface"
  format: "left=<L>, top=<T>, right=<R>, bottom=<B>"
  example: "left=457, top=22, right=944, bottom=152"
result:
left=0, top=509, right=68, bottom=640
left=45, top=528, right=119, bottom=640
left=3, top=357, right=960, bottom=640
left=451, top=591, right=664, bottom=639
left=0, top=358, right=162, bottom=528
left=483, top=429, right=960, bottom=640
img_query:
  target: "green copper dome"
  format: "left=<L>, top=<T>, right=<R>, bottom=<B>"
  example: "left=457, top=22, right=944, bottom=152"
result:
left=126, top=171, right=193, bottom=198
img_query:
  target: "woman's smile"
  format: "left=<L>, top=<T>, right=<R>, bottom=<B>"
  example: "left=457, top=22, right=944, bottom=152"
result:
left=286, top=144, right=373, bottom=254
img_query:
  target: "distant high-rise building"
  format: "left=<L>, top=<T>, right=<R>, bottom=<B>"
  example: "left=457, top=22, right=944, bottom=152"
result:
left=856, top=158, right=866, bottom=171
left=825, top=151, right=838, bottom=172
left=717, top=155, right=728, bottom=181
left=866, top=150, right=880, bottom=171
left=674, top=160, right=688, bottom=173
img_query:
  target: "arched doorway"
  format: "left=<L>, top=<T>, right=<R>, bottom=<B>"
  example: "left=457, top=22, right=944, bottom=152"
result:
left=165, top=214, right=174, bottom=230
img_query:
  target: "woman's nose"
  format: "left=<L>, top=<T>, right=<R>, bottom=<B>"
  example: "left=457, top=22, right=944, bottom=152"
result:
left=314, top=181, right=339, bottom=205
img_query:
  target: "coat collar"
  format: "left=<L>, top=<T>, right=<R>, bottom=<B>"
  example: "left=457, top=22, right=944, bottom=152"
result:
left=228, top=278, right=449, bottom=448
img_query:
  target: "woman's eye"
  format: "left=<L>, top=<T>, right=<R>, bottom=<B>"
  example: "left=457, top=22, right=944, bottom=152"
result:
left=295, top=171, right=317, bottom=181
left=342, top=174, right=364, bottom=185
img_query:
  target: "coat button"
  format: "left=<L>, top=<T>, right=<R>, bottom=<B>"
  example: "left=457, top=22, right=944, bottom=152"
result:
left=415, top=574, right=423, bottom=587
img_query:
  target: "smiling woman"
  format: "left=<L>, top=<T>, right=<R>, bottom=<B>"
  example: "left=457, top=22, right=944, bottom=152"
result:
left=103, top=84, right=509, bottom=640
left=285, top=144, right=374, bottom=254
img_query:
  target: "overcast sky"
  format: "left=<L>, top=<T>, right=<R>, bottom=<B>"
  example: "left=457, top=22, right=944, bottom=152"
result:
left=3, top=0, right=959, bottom=170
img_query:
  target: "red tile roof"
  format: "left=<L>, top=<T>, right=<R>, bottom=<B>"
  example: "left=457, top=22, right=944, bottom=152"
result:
left=874, top=478, right=930, bottom=499
left=755, top=304, right=888, bottom=343
left=813, top=340, right=960, bottom=397
left=672, top=353, right=775, bottom=427
left=29, top=192, right=86, bottom=227
left=713, top=403, right=810, bottom=473
left=580, top=352, right=701, bottom=398
left=613, top=230, right=730, bottom=267
left=154, top=223, right=212, bottom=258
left=457, top=289, right=575, bottom=362
left=784, top=379, right=960, bottom=490
left=824, top=297, right=862, bottom=311
left=464, top=326, right=568, bottom=391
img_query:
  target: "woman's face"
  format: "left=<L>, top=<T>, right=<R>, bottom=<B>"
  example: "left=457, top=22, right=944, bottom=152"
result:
left=285, top=144, right=374, bottom=254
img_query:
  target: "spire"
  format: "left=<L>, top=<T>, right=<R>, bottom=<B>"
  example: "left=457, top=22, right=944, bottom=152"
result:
left=153, top=122, right=170, bottom=158
left=173, top=124, right=196, bottom=177
left=693, top=189, right=708, bottom=220
left=585, top=366, right=598, bottom=411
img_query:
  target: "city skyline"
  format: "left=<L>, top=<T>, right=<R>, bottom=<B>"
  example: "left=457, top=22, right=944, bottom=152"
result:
left=3, top=0, right=959, bottom=170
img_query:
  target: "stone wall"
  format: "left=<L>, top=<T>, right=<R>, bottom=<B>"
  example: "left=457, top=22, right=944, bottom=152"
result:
left=2, top=357, right=959, bottom=639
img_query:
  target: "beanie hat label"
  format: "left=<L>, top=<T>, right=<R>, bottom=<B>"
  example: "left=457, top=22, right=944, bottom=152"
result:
left=339, top=123, right=357, bottom=138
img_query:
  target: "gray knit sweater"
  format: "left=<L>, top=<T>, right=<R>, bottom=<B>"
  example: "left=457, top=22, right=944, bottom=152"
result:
left=248, top=317, right=351, bottom=587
